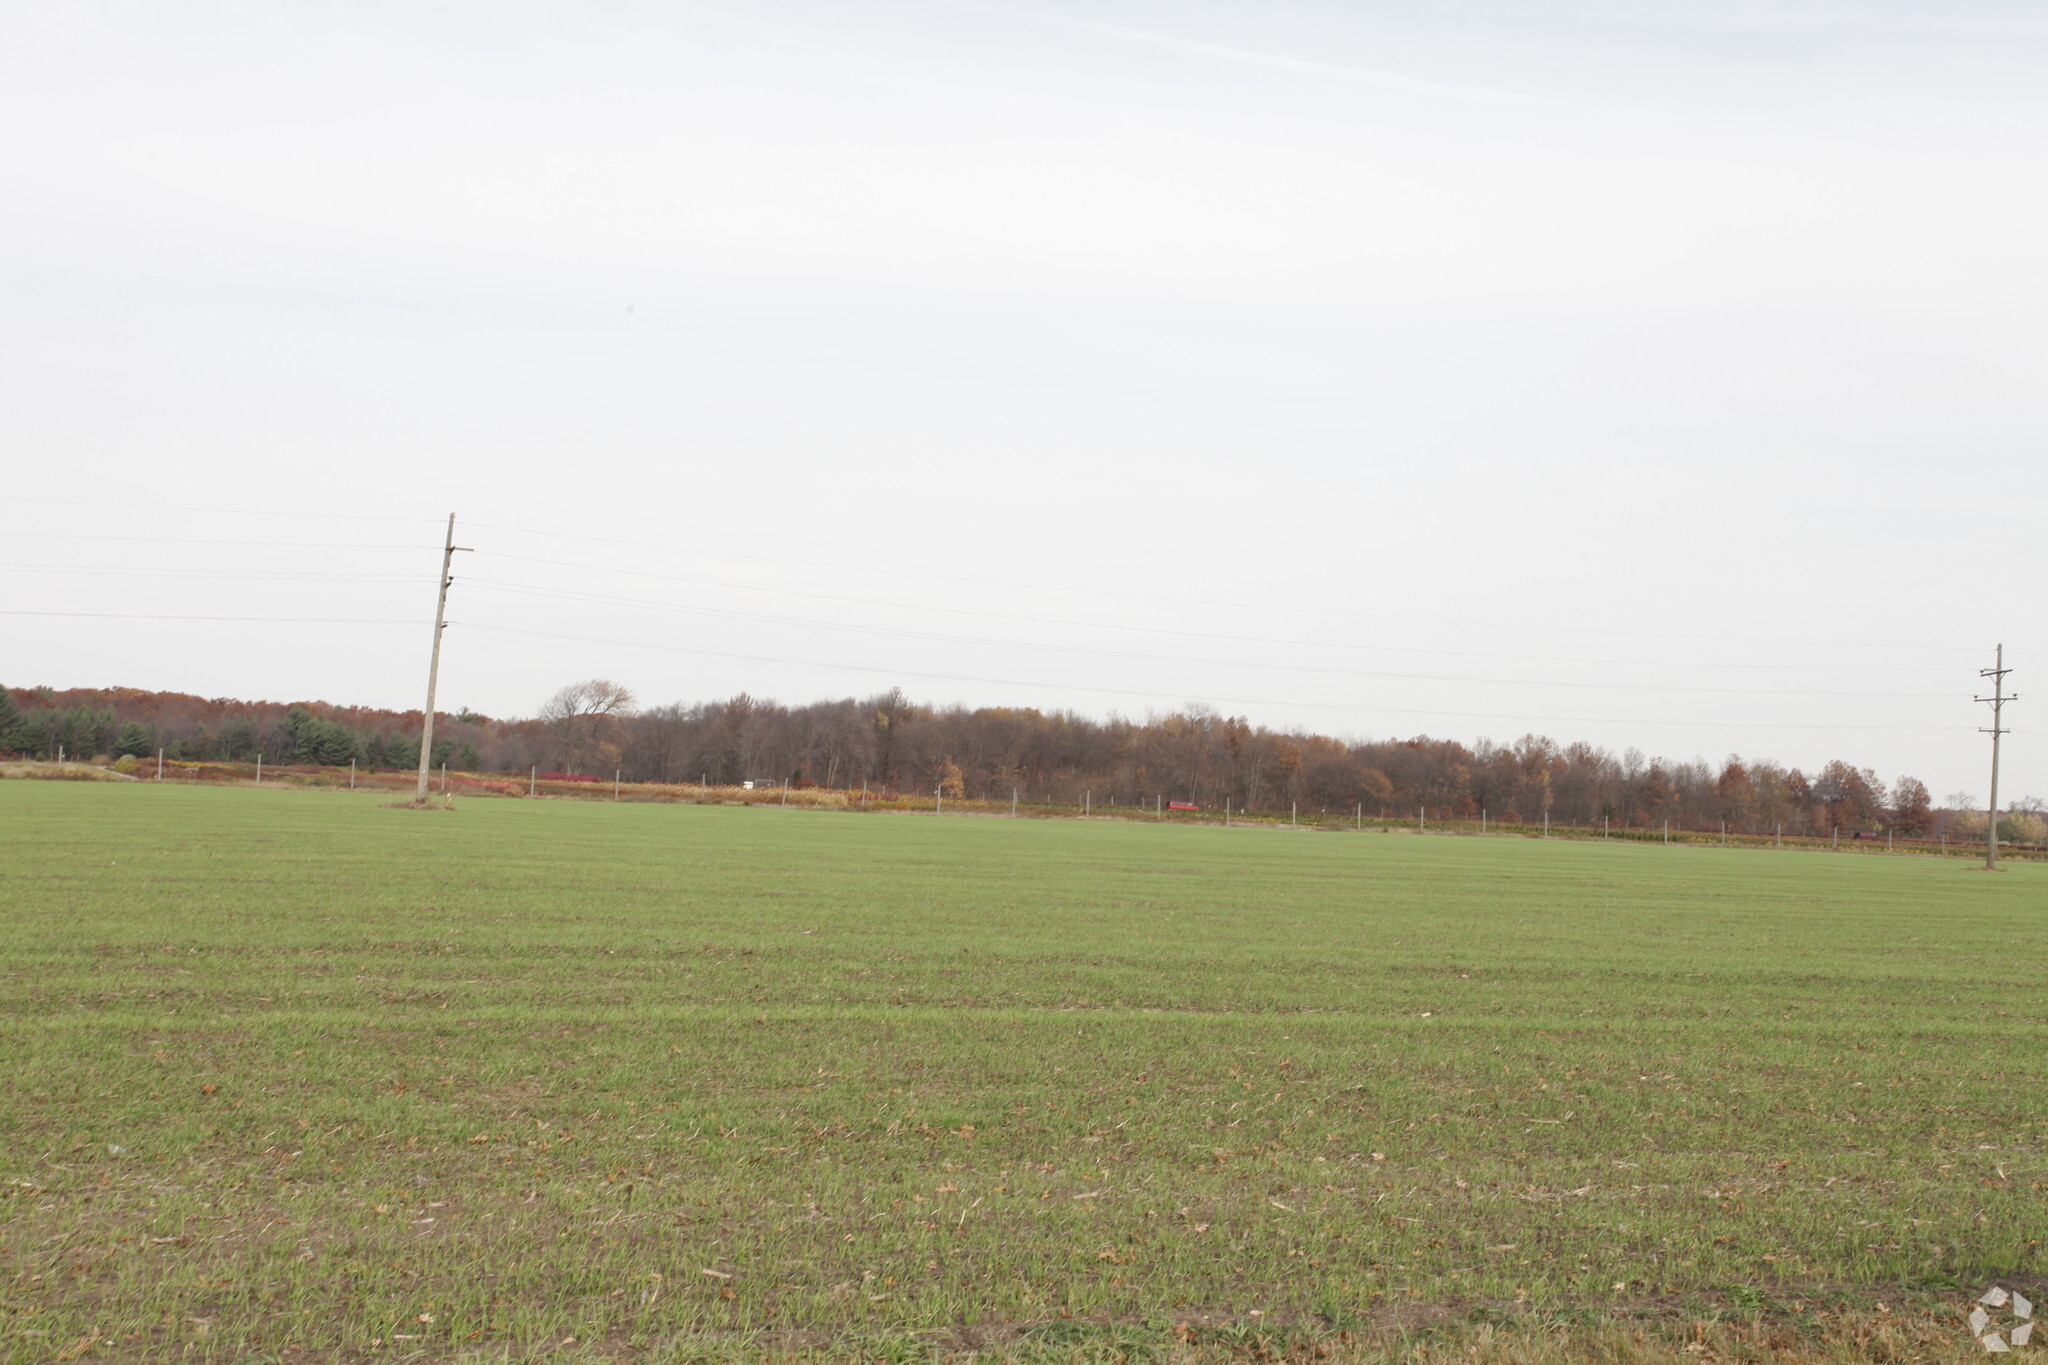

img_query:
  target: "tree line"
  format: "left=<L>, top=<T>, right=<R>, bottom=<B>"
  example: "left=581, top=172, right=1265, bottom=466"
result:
left=0, top=685, right=489, bottom=773
left=9, top=679, right=2040, bottom=840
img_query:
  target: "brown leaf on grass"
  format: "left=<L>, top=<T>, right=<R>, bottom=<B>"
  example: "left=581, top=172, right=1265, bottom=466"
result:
left=54, top=1333, right=97, bottom=1363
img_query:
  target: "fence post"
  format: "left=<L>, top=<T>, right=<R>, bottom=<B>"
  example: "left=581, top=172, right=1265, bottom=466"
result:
left=256, top=755, right=262, bottom=785
left=1012, top=788, right=1018, bottom=819
left=1291, top=801, right=1297, bottom=828
left=530, top=766, right=536, bottom=797
left=157, top=748, right=164, bottom=782
left=349, top=758, right=355, bottom=789
left=1084, top=790, right=1090, bottom=816
left=615, top=770, right=621, bottom=801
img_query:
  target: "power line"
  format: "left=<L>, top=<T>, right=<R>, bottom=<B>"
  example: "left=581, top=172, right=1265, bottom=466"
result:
left=457, top=580, right=1961, bottom=699
left=0, top=496, right=2001, bottom=662
left=0, top=563, right=417, bottom=584
left=0, top=497, right=1997, bottom=662
left=0, top=495, right=444, bottom=525
left=468, top=518, right=1980, bottom=655
left=2, top=499, right=2015, bottom=760
left=0, top=610, right=424, bottom=624
left=472, top=553, right=1969, bottom=679
left=0, top=532, right=436, bottom=551
left=463, top=574, right=1961, bottom=674
left=456, top=620, right=1969, bottom=733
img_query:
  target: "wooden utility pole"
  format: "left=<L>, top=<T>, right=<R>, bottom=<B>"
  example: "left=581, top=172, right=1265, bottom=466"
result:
left=1977, top=644, right=2016, bottom=871
left=415, top=514, right=470, bottom=805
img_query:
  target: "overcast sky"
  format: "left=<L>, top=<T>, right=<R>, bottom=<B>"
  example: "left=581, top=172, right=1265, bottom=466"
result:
left=3, top=0, right=2041, bottom=801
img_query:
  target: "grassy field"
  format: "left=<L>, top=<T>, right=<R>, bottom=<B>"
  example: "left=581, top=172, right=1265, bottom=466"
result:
left=1, top=783, right=2042, bottom=1363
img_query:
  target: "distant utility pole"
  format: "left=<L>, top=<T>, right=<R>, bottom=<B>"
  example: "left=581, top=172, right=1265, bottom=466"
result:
left=1977, top=644, right=2017, bottom=871
left=415, top=514, right=471, bottom=805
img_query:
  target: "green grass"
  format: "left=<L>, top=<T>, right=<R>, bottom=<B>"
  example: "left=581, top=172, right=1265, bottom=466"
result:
left=1, top=784, right=2041, bottom=1362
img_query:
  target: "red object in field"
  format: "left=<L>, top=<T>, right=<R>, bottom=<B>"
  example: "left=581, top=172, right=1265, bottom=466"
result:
left=1168, top=801, right=1197, bottom=811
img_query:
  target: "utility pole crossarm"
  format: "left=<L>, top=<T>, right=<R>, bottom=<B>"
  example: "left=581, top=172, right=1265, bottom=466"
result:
left=415, top=514, right=474, bottom=805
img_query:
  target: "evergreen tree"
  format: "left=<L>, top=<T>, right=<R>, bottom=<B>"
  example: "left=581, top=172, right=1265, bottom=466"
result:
left=0, top=685, right=19, bottom=754
left=385, top=732, right=421, bottom=770
left=281, top=706, right=361, bottom=764
left=57, top=707, right=116, bottom=760
left=13, top=710, right=52, bottom=759
left=114, top=720, right=155, bottom=758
